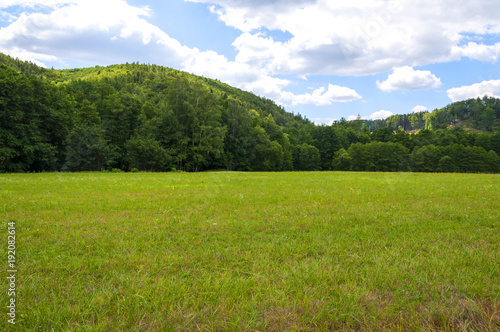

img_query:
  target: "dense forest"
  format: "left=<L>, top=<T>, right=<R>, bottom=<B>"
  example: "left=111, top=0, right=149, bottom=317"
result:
left=1, top=53, right=499, bottom=173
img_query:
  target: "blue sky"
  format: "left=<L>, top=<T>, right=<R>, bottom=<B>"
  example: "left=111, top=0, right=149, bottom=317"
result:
left=1, top=0, right=500, bottom=124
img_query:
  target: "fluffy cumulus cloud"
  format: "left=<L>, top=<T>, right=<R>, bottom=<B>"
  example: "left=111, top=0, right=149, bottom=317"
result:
left=369, top=110, right=394, bottom=120
left=412, top=105, right=428, bottom=113
left=376, top=66, right=441, bottom=92
left=189, top=0, right=500, bottom=76
left=182, top=51, right=361, bottom=105
left=0, top=0, right=193, bottom=67
left=291, top=84, right=362, bottom=106
left=447, top=80, right=500, bottom=102
left=181, top=49, right=292, bottom=101
left=450, top=42, right=500, bottom=63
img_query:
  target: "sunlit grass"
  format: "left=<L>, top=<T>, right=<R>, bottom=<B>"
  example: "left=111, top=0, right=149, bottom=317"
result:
left=1, top=172, right=499, bottom=331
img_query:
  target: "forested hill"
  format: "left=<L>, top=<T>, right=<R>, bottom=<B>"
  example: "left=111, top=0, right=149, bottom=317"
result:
left=0, top=53, right=312, bottom=172
left=1, top=53, right=499, bottom=173
left=360, top=97, right=500, bottom=132
left=0, top=53, right=307, bottom=128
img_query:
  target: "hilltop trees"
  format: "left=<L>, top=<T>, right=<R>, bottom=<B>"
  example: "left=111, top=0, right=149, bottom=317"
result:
left=362, top=96, right=500, bottom=132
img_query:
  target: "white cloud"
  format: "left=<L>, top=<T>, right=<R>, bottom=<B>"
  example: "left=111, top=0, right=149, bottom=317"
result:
left=0, top=0, right=191, bottom=66
left=189, top=0, right=500, bottom=76
left=450, top=42, right=500, bottom=63
left=376, top=66, right=441, bottom=92
left=370, top=110, right=394, bottom=120
left=198, top=0, right=317, bottom=33
left=290, top=84, right=362, bottom=106
left=447, top=80, right=500, bottom=102
left=0, top=0, right=76, bottom=8
left=412, top=105, right=428, bottom=113
left=232, top=32, right=297, bottom=73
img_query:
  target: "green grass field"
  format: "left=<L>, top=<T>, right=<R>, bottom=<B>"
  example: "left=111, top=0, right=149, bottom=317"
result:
left=1, top=172, right=499, bottom=331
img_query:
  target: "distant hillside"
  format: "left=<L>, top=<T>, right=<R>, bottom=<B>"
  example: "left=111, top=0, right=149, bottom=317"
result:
left=1, top=53, right=498, bottom=173
left=0, top=53, right=308, bottom=128
left=359, top=97, right=500, bottom=133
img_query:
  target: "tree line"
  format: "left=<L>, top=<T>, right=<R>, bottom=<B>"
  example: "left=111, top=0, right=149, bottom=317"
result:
left=0, top=56, right=499, bottom=174
left=358, top=96, right=500, bottom=132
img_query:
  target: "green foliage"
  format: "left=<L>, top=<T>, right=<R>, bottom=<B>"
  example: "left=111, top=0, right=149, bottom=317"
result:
left=63, top=125, right=119, bottom=171
left=312, top=125, right=343, bottom=170
left=125, top=137, right=172, bottom=172
left=0, top=64, right=71, bottom=172
left=411, top=145, right=442, bottom=172
left=437, top=155, right=457, bottom=173
left=348, top=142, right=409, bottom=172
left=411, top=144, right=499, bottom=173
left=332, top=148, right=352, bottom=171
left=371, top=126, right=394, bottom=142
left=248, top=126, right=284, bottom=171
left=293, top=143, right=321, bottom=171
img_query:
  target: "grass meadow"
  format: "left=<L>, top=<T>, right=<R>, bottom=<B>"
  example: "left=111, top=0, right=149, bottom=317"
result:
left=1, top=171, right=499, bottom=331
